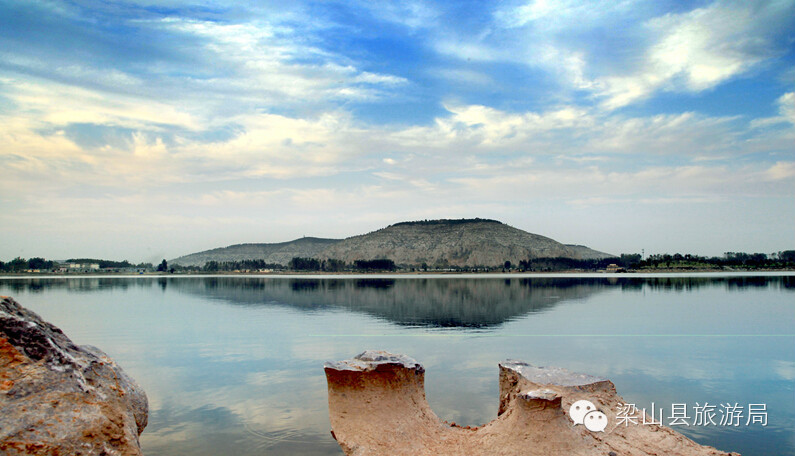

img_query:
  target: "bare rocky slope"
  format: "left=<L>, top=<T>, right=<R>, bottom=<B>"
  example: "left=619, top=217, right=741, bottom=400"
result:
left=171, top=237, right=341, bottom=267
left=171, top=219, right=612, bottom=268
left=319, top=219, right=611, bottom=267
left=565, top=244, right=613, bottom=260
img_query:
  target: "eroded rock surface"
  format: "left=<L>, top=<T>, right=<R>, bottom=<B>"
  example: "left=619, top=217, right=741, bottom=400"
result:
left=325, top=350, right=739, bottom=456
left=0, top=296, right=148, bottom=456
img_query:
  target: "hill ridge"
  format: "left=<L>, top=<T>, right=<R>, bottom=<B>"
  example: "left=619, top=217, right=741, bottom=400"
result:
left=170, top=218, right=612, bottom=267
left=389, top=218, right=501, bottom=228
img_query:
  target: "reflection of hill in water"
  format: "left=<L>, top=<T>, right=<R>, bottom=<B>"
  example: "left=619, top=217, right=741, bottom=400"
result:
left=177, top=278, right=613, bottom=328
left=1, top=275, right=792, bottom=328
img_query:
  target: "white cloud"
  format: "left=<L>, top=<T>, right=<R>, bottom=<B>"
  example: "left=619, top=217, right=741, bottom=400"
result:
left=0, top=10, right=408, bottom=123
left=556, top=155, right=609, bottom=164
left=750, top=92, right=795, bottom=128
left=3, top=72, right=788, bottom=200
left=154, top=18, right=407, bottom=105
left=597, top=1, right=793, bottom=109
left=354, top=72, right=408, bottom=86
left=5, top=77, right=198, bottom=129
left=0, top=75, right=380, bottom=184
left=386, top=104, right=748, bottom=161
left=389, top=104, right=595, bottom=149
left=497, top=0, right=636, bottom=30
left=432, top=0, right=640, bottom=96
left=565, top=196, right=623, bottom=208
left=567, top=195, right=724, bottom=208
left=500, top=0, right=573, bottom=27
left=436, top=4, right=601, bottom=91
left=357, top=0, right=438, bottom=30
left=2, top=1, right=793, bottom=262
left=778, top=92, right=795, bottom=124
left=452, top=1, right=795, bottom=109
left=588, top=112, right=742, bottom=155
left=446, top=162, right=793, bottom=208
left=764, top=161, right=795, bottom=181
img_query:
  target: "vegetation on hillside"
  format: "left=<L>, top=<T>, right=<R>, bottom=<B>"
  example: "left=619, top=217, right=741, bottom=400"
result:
left=390, top=218, right=500, bottom=227
left=202, top=259, right=285, bottom=272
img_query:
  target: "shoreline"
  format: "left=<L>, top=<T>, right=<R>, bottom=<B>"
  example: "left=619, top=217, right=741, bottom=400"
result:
left=0, top=270, right=793, bottom=280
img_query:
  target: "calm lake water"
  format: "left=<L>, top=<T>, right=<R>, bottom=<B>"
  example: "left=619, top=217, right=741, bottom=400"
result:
left=1, top=273, right=793, bottom=455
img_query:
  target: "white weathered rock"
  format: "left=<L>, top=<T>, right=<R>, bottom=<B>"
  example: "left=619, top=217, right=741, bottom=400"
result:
left=325, top=351, right=740, bottom=456
left=324, top=350, right=424, bottom=373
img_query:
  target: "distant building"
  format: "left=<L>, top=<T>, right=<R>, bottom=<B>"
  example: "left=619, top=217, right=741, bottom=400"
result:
left=57, top=262, right=101, bottom=273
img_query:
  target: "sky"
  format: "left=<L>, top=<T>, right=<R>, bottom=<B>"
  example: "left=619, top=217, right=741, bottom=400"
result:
left=1, top=0, right=793, bottom=263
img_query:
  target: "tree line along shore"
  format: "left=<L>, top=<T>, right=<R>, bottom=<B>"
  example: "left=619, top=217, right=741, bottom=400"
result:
left=2, top=251, right=794, bottom=274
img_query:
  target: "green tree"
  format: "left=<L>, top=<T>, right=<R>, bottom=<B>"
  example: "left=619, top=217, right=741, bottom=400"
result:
left=8, top=257, right=27, bottom=272
left=289, top=257, right=321, bottom=271
left=324, top=259, right=346, bottom=272
left=157, top=259, right=168, bottom=272
left=619, top=254, right=641, bottom=268
left=28, top=257, right=54, bottom=270
left=354, top=259, right=396, bottom=271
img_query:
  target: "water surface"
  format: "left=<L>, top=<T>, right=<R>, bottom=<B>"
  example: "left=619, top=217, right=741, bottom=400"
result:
left=1, top=274, right=793, bottom=455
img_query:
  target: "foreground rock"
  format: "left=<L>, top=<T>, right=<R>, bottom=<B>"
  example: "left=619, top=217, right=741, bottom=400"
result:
left=0, top=296, right=148, bottom=455
left=325, top=351, right=739, bottom=456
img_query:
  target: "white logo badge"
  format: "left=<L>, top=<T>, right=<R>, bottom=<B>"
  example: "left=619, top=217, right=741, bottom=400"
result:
left=584, top=410, right=608, bottom=432
left=569, top=399, right=607, bottom=432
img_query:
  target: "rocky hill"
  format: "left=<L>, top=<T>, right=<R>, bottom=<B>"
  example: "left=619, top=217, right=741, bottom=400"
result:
left=319, top=219, right=611, bottom=267
left=171, top=219, right=612, bottom=268
left=170, top=237, right=341, bottom=267
left=564, top=244, right=613, bottom=260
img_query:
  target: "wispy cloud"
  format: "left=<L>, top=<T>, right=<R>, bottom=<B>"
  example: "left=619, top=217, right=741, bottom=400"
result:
left=765, top=161, right=795, bottom=180
left=1, top=0, right=793, bottom=260
left=596, top=1, right=795, bottom=109
left=435, top=0, right=794, bottom=109
left=751, top=92, right=795, bottom=128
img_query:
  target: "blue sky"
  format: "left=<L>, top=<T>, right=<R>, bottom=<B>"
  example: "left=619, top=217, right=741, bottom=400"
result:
left=1, top=0, right=793, bottom=262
